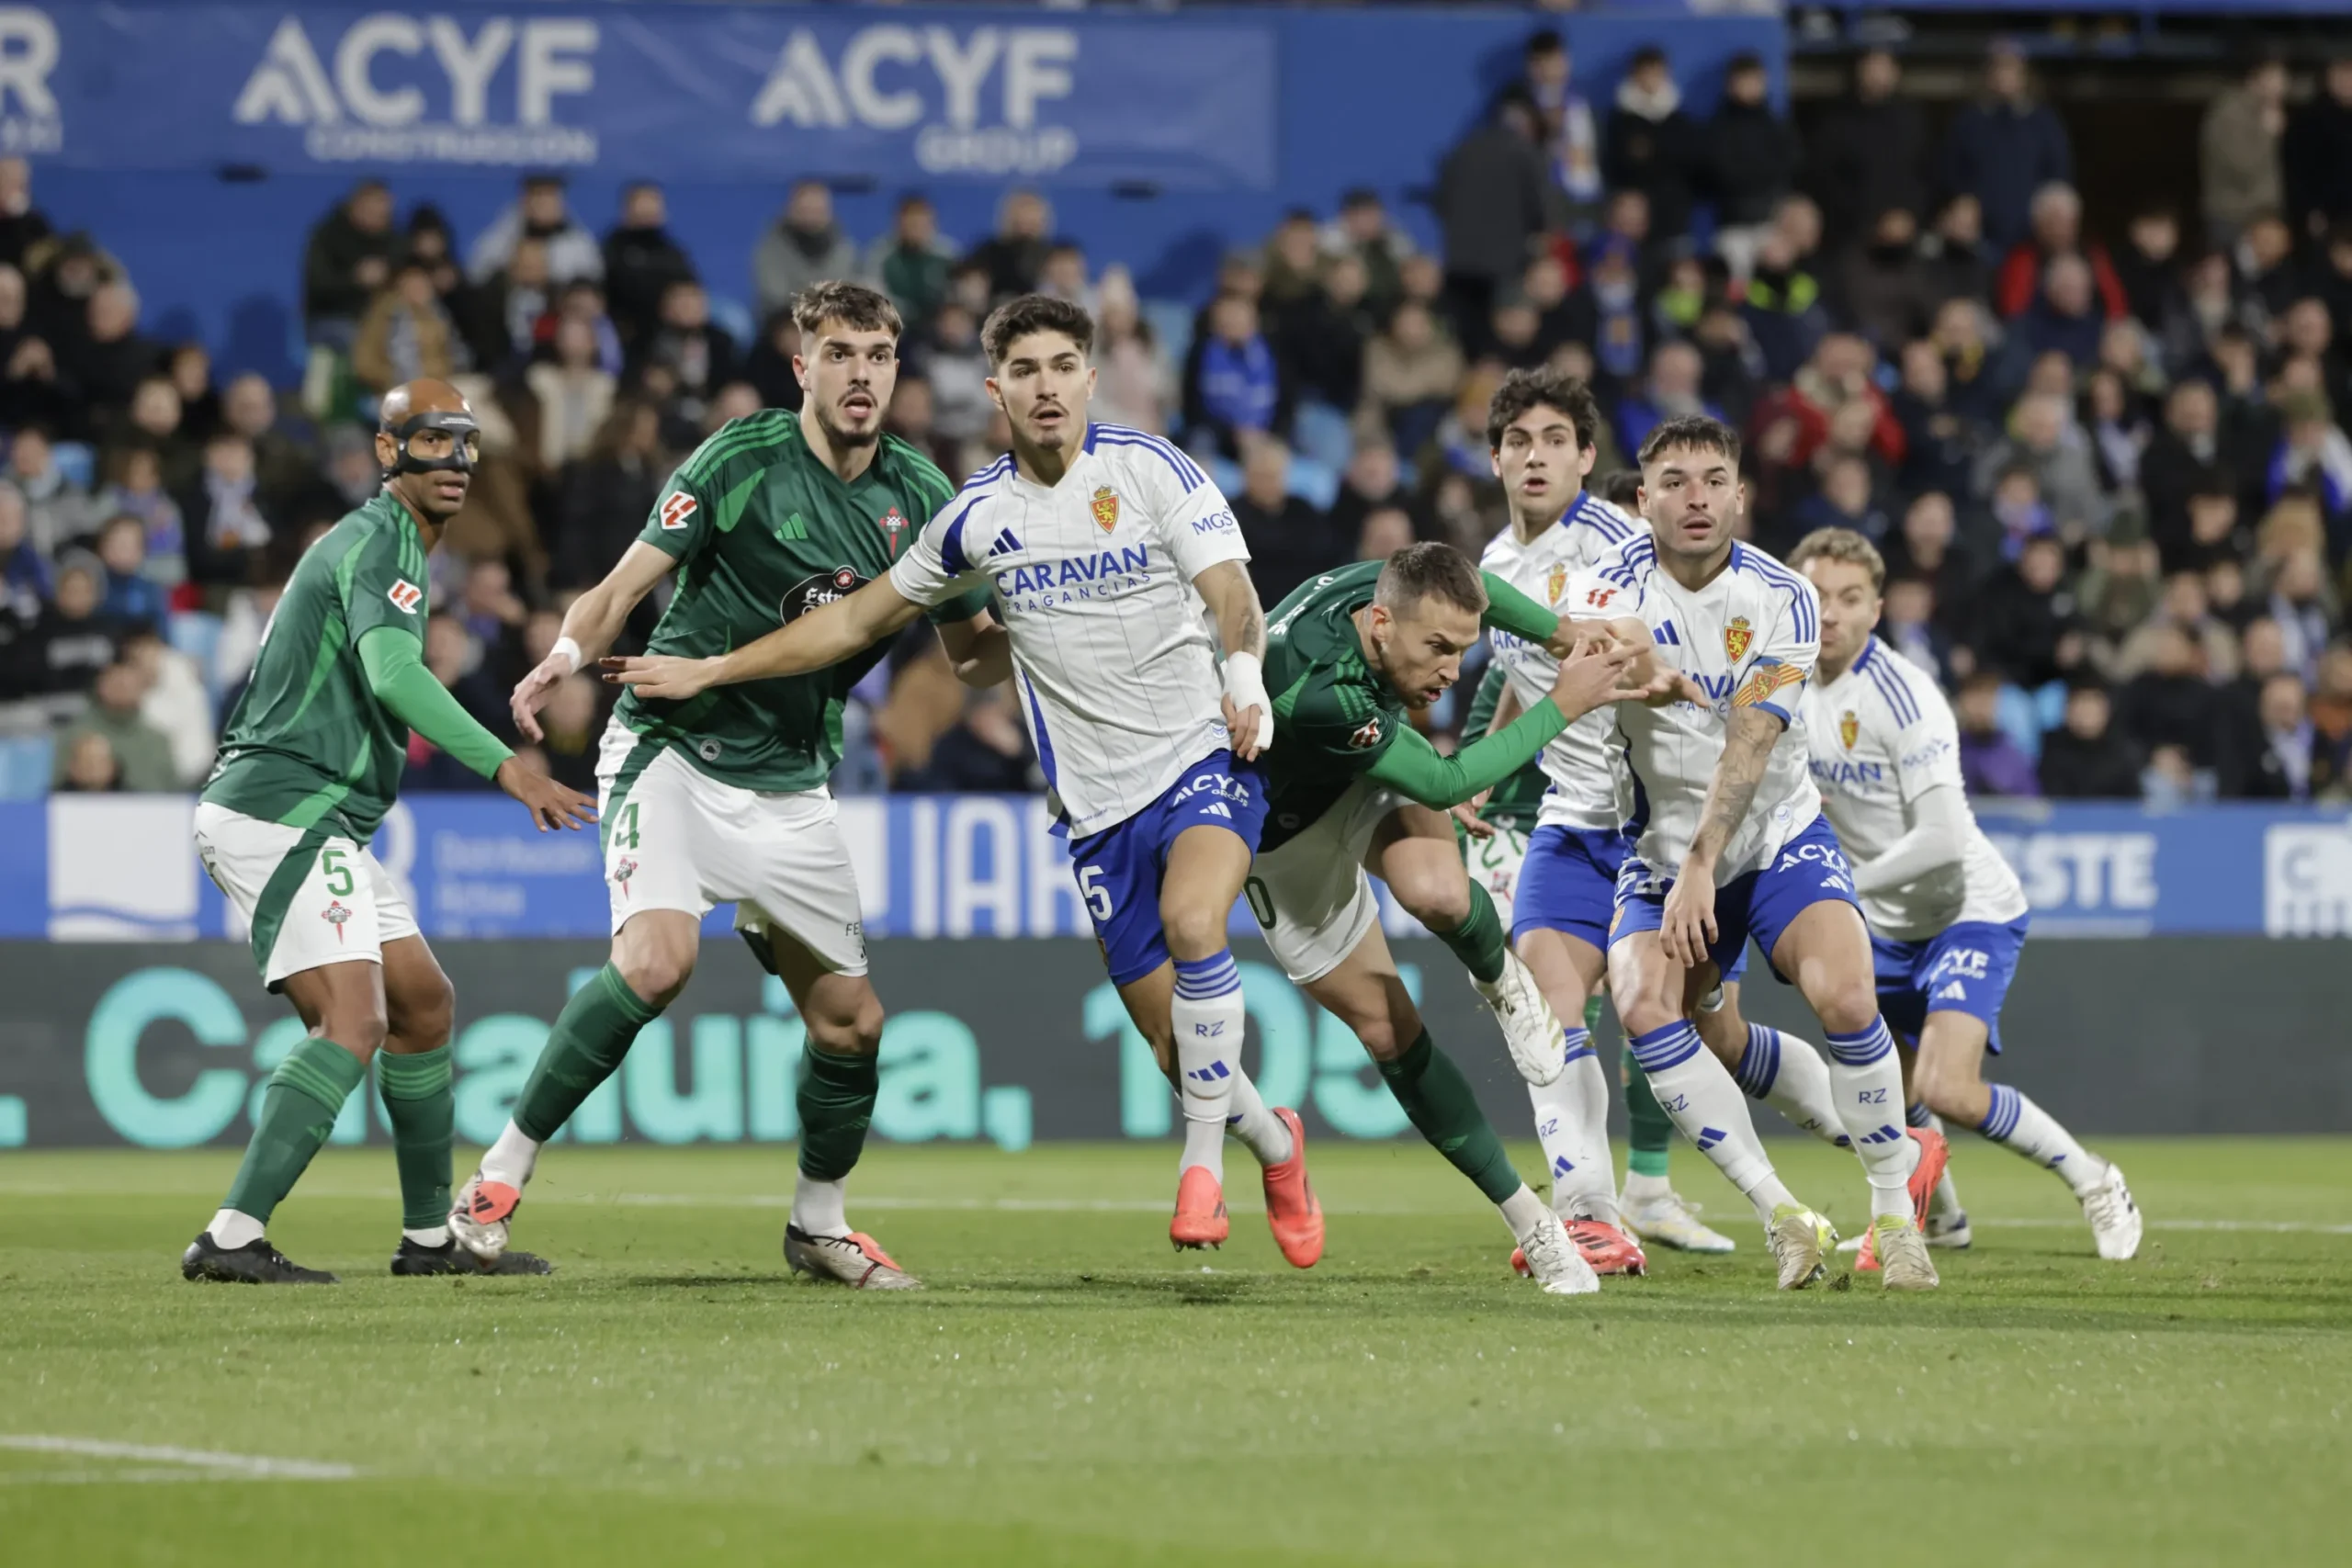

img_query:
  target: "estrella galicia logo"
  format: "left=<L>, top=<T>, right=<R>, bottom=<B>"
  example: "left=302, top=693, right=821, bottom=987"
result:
left=781, top=566, right=866, bottom=623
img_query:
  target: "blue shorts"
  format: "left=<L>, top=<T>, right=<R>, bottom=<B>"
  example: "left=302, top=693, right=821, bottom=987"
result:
left=1610, top=813, right=1857, bottom=983
left=1067, top=751, right=1269, bottom=986
left=1871, top=915, right=2030, bottom=1055
left=1511, top=824, right=1628, bottom=952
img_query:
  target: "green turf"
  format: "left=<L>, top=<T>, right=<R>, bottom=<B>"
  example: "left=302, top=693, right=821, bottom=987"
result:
left=3, top=1137, right=2348, bottom=1566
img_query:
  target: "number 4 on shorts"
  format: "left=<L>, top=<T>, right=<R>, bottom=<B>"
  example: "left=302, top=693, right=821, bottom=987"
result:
left=614, top=802, right=639, bottom=850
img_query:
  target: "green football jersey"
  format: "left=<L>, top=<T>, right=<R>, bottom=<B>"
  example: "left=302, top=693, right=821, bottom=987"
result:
left=612, top=410, right=988, bottom=793
left=202, top=491, right=435, bottom=842
left=1260, top=560, right=1406, bottom=852
left=1460, top=660, right=1548, bottom=827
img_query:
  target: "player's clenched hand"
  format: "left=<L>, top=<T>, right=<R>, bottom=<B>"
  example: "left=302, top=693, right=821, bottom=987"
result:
left=1221, top=695, right=1269, bottom=762
left=1450, top=799, right=1495, bottom=840
left=495, top=756, right=597, bottom=833
left=509, top=651, right=573, bottom=742
left=601, top=654, right=718, bottom=702
left=1658, top=872, right=1717, bottom=969
left=1546, top=639, right=1635, bottom=717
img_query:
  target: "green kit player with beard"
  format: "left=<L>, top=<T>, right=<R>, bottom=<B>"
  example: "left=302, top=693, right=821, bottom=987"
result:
left=454, top=283, right=1000, bottom=1290
left=1243, top=544, right=1690, bottom=1293
left=183, top=379, right=596, bottom=1284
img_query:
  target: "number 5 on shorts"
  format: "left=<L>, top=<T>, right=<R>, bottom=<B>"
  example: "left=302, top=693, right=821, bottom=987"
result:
left=1078, top=864, right=1114, bottom=921
left=321, top=847, right=355, bottom=898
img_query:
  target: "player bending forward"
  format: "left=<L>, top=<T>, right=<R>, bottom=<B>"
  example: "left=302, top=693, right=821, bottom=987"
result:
left=1248, top=545, right=1680, bottom=1294
left=1575, top=416, right=1949, bottom=1292
left=1476, top=374, right=1863, bottom=1271
left=1790, top=528, right=2142, bottom=1263
left=456, top=283, right=1003, bottom=1290
left=607, top=294, right=1323, bottom=1263
left=183, top=380, right=593, bottom=1283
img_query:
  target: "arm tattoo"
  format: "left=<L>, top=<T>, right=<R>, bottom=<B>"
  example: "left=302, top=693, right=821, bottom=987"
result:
left=1691, top=707, right=1783, bottom=864
left=1220, top=568, right=1267, bottom=658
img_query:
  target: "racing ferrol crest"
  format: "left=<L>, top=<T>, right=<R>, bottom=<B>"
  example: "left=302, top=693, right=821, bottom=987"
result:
left=1724, top=615, right=1754, bottom=663
left=1839, top=710, right=1860, bottom=750
left=1091, top=485, right=1120, bottom=533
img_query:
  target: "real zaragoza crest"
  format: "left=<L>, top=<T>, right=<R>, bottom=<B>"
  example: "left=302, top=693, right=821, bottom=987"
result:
left=1724, top=615, right=1754, bottom=662
left=1546, top=561, right=1568, bottom=604
left=1091, top=486, right=1120, bottom=532
left=1838, top=710, right=1859, bottom=750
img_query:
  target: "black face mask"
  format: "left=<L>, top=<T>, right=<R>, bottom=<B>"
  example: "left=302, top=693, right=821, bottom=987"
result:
left=383, top=410, right=481, bottom=479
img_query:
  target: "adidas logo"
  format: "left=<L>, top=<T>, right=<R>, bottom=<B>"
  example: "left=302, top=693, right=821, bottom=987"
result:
left=1859, top=1124, right=1905, bottom=1145
left=775, top=512, right=809, bottom=542
left=1693, top=1126, right=1726, bottom=1153
left=1185, top=1061, right=1231, bottom=1083
left=1552, top=1156, right=1575, bottom=1176
left=1934, top=981, right=1967, bottom=1001
left=989, top=527, right=1023, bottom=557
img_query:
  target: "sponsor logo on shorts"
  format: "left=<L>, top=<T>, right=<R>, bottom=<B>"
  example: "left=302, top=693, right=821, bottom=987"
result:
left=613, top=856, right=637, bottom=897
left=660, top=492, right=698, bottom=531
left=386, top=579, right=422, bottom=614
left=322, top=900, right=352, bottom=942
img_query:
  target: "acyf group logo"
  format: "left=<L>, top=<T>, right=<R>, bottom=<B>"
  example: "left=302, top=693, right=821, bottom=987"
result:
left=750, top=23, right=1081, bottom=176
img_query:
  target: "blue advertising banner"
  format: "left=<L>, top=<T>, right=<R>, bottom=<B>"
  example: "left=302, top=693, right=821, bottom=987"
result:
left=6, top=4, right=1277, bottom=188
left=3, top=796, right=2348, bottom=943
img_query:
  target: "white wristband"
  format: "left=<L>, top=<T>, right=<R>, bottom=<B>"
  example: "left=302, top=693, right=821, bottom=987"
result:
left=549, top=636, right=582, bottom=674
left=1222, top=651, right=1275, bottom=751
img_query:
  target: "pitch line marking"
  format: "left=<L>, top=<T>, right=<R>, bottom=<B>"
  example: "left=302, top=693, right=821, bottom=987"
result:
left=0, top=1435, right=357, bottom=1481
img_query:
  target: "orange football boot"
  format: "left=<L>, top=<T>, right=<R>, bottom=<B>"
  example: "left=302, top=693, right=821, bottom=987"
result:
left=1260, top=1107, right=1324, bottom=1268
left=1170, top=1166, right=1229, bottom=1249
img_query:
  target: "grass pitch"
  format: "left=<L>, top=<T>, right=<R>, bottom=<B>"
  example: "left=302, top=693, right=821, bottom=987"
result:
left=3, top=1137, right=2348, bottom=1566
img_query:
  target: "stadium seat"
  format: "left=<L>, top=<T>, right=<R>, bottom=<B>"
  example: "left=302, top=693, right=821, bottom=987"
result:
left=0, top=734, right=54, bottom=800
left=1141, top=299, right=1193, bottom=370
left=51, top=442, right=95, bottom=492
left=709, top=295, right=756, bottom=348
left=1292, top=400, right=1355, bottom=474
left=1996, top=681, right=2044, bottom=761
left=1285, top=454, right=1339, bottom=510
left=166, top=611, right=226, bottom=710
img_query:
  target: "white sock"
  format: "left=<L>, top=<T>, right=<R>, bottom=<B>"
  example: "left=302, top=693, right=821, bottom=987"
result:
left=1825, top=1019, right=1920, bottom=1221
left=1732, top=1024, right=1851, bottom=1149
left=1908, top=1103, right=1965, bottom=1219
left=480, top=1121, right=542, bottom=1190
left=1628, top=1021, right=1793, bottom=1224
left=404, top=1224, right=450, bottom=1247
left=1171, top=952, right=1246, bottom=1181
left=1622, top=1169, right=1672, bottom=1203
left=1977, top=1084, right=2101, bottom=1194
left=1529, top=1029, right=1617, bottom=1220
left=1498, top=1182, right=1554, bottom=1246
left=1221, top=1066, right=1293, bottom=1168
left=793, top=1171, right=848, bottom=1237
left=209, top=1208, right=265, bottom=1248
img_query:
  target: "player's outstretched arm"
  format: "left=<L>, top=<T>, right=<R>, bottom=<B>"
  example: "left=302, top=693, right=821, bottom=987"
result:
left=1367, top=643, right=1632, bottom=808
left=1193, top=559, right=1274, bottom=761
left=513, top=542, right=675, bottom=740
left=1661, top=703, right=1785, bottom=966
left=937, top=611, right=1013, bottom=688
left=358, top=627, right=595, bottom=831
left=602, top=574, right=926, bottom=701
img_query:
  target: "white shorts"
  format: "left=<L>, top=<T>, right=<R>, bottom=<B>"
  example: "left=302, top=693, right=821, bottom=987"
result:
left=1246, top=777, right=1407, bottom=984
left=193, top=801, right=419, bottom=991
left=1463, top=818, right=1532, bottom=931
left=597, top=723, right=868, bottom=976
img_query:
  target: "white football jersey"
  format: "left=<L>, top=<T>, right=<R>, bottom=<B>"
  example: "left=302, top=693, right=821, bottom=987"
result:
left=1802, top=637, right=2029, bottom=941
left=1480, top=490, right=1645, bottom=832
left=1566, top=536, right=1825, bottom=884
left=890, top=424, right=1246, bottom=836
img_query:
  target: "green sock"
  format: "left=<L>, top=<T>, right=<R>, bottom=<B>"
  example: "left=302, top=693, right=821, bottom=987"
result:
left=377, top=1045, right=454, bottom=1232
left=1623, top=1045, right=1673, bottom=1178
left=1377, top=1030, right=1521, bottom=1203
left=514, top=965, right=661, bottom=1143
left=1440, top=882, right=1510, bottom=987
left=797, top=1043, right=879, bottom=1181
left=221, top=1036, right=368, bottom=1223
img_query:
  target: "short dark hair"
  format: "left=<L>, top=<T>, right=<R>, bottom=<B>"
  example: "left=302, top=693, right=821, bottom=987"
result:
left=1631, top=45, right=1668, bottom=72
left=980, top=294, right=1094, bottom=365
left=1727, top=51, right=1766, bottom=76
left=791, top=280, right=902, bottom=341
left=1636, top=413, right=1740, bottom=469
left=1486, top=367, right=1601, bottom=453
left=1526, top=29, right=1565, bottom=59
left=1596, top=468, right=1644, bottom=511
left=1374, top=542, right=1487, bottom=618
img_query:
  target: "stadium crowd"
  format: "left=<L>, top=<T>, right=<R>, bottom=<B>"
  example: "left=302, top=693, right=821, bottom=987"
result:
left=4, top=36, right=2352, bottom=806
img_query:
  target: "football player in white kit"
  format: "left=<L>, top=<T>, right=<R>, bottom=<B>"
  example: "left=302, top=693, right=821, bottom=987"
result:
left=1789, top=528, right=2143, bottom=1263
left=1572, top=416, right=1949, bottom=1291
left=606, top=295, right=1325, bottom=1267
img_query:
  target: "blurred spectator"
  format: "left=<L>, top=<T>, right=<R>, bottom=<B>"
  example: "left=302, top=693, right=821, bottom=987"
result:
left=122, top=626, right=210, bottom=786
left=1942, top=39, right=2072, bottom=252
left=409, top=615, right=507, bottom=788
left=526, top=316, right=617, bottom=469
left=2164, top=253, right=2263, bottom=374
left=2239, top=215, right=2301, bottom=319
left=1793, top=453, right=1892, bottom=548
left=1882, top=576, right=1951, bottom=682
left=0, top=157, right=51, bottom=270
left=2266, top=546, right=2337, bottom=679
left=1519, top=31, right=1604, bottom=223
left=2143, top=381, right=2232, bottom=561
left=54, top=658, right=176, bottom=791
left=121, top=376, right=190, bottom=481
left=2083, top=367, right=2154, bottom=497
left=469, top=174, right=601, bottom=288
left=1231, top=440, right=1339, bottom=606
left=1995, top=184, right=2125, bottom=323
left=1706, top=52, right=1800, bottom=281
left=0, top=263, right=70, bottom=434
left=166, top=343, right=220, bottom=449
left=1969, top=534, right=2078, bottom=687
left=1891, top=343, right=1984, bottom=502
left=1955, top=670, right=2041, bottom=796
left=8, top=424, right=96, bottom=558
left=2223, top=671, right=2322, bottom=799
left=1358, top=299, right=1464, bottom=457
left=2113, top=206, right=2183, bottom=333
left=25, top=555, right=119, bottom=700
left=1435, top=90, right=1557, bottom=339
left=742, top=310, right=804, bottom=413
left=55, top=730, right=120, bottom=792
left=65, top=283, right=156, bottom=434
left=1978, top=392, right=2109, bottom=542
left=1751, top=333, right=1902, bottom=475
left=175, top=431, right=272, bottom=592
left=925, top=301, right=994, bottom=446
left=1328, top=442, right=1414, bottom=547
left=2310, top=641, right=2352, bottom=784
left=532, top=672, right=605, bottom=795
left=1580, top=236, right=1649, bottom=386
left=1039, top=242, right=1093, bottom=314
left=1838, top=208, right=1939, bottom=352
left=1356, top=505, right=1417, bottom=562
left=1320, top=190, right=1416, bottom=322
left=96, top=446, right=184, bottom=588
left=353, top=261, right=460, bottom=393
left=1091, top=269, right=1172, bottom=434
left=552, top=400, right=665, bottom=592
left=899, top=686, right=1041, bottom=794
left=2117, top=621, right=2221, bottom=773
left=1737, top=225, right=1827, bottom=384
left=638, top=281, right=741, bottom=441
left=26, top=231, right=123, bottom=356
left=2284, top=54, right=2352, bottom=243
left=1273, top=252, right=1371, bottom=416
left=93, top=515, right=166, bottom=631
left=0, top=480, right=45, bottom=616
left=1616, top=340, right=1721, bottom=457
left=2201, top=56, right=2290, bottom=247
left=1917, top=195, right=1996, bottom=312
left=601, top=183, right=695, bottom=352
left=537, top=278, right=622, bottom=376
left=2265, top=394, right=2352, bottom=521
left=220, top=374, right=317, bottom=518
left=1261, top=210, right=1325, bottom=314
left=1602, top=46, right=1702, bottom=247
left=1182, top=292, right=1288, bottom=459
left=964, top=188, right=1052, bottom=304
left=2079, top=537, right=2164, bottom=659
left=754, top=181, right=863, bottom=326
left=2038, top=679, right=2143, bottom=797
left=1807, top=50, right=1928, bottom=254
left=2015, top=254, right=2106, bottom=371
left=883, top=376, right=952, bottom=472
left=1888, top=489, right=1974, bottom=603
left=458, top=558, right=527, bottom=655
left=302, top=180, right=397, bottom=349
left=867, top=195, right=956, bottom=337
